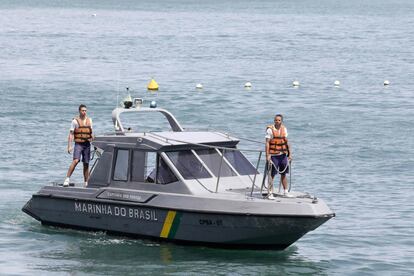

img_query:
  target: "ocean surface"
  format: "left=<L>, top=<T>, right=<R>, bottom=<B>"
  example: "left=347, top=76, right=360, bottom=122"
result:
left=0, top=0, right=413, bottom=275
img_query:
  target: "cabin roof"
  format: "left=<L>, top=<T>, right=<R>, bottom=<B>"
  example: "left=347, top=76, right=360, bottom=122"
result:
left=93, top=131, right=239, bottom=151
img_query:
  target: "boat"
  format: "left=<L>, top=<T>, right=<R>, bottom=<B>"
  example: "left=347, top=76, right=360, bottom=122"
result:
left=22, top=99, right=335, bottom=249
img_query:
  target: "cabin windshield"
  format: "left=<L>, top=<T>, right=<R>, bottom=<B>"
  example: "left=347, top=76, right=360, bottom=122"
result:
left=131, top=151, right=178, bottom=184
left=219, top=149, right=258, bottom=175
left=194, top=149, right=237, bottom=177
left=165, top=150, right=211, bottom=179
left=165, top=148, right=257, bottom=179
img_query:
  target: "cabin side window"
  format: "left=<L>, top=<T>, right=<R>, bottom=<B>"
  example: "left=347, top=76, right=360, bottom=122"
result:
left=156, top=156, right=178, bottom=184
left=144, top=152, right=157, bottom=183
left=88, top=149, right=113, bottom=186
left=131, top=151, right=178, bottom=184
left=113, top=149, right=129, bottom=181
left=131, top=150, right=146, bottom=182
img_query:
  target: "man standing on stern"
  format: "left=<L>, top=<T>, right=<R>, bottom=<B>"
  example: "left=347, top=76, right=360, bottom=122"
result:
left=63, top=104, right=93, bottom=187
left=265, top=114, right=292, bottom=199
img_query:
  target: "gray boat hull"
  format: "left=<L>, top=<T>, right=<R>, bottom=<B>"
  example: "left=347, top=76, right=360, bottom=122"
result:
left=23, top=193, right=333, bottom=249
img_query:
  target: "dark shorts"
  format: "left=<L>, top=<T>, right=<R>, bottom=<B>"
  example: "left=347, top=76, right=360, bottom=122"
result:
left=270, top=154, right=289, bottom=177
left=73, top=142, right=91, bottom=164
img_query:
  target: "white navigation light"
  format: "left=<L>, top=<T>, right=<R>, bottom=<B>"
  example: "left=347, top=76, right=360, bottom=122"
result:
left=133, top=98, right=143, bottom=108
left=150, top=101, right=157, bottom=108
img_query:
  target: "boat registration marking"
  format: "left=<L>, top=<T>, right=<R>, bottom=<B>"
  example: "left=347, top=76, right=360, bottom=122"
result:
left=74, top=202, right=158, bottom=221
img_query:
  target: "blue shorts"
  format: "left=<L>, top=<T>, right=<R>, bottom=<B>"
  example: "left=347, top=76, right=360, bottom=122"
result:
left=270, top=154, right=289, bottom=177
left=73, top=142, right=91, bottom=164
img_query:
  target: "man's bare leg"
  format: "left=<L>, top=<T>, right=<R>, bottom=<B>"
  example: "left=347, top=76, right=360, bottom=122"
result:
left=281, top=174, right=293, bottom=197
left=281, top=174, right=288, bottom=191
left=66, top=159, right=80, bottom=178
left=83, top=163, right=89, bottom=184
left=268, top=176, right=274, bottom=195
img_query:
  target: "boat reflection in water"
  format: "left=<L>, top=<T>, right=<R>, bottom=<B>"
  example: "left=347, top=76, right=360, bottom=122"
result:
left=23, top=100, right=335, bottom=249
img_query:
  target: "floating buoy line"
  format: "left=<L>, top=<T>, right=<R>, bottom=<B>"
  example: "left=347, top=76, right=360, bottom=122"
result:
left=116, top=78, right=393, bottom=110
left=129, top=78, right=394, bottom=94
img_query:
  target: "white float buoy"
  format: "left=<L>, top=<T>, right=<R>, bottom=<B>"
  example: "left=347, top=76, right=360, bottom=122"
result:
left=150, top=101, right=157, bottom=108
left=92, top=13, right=97, bottom=17
left=384, top=80, right=390, bottom=86
left=244, top=82, right=252, bottom=88
left=292, top=80, right=300, bottom=87
left=334, top=80, right=340, bottom=86
left=196, top=83, right=203, bottom=89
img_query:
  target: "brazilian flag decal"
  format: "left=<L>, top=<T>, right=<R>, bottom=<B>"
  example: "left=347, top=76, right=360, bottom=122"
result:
left=160, top=210, right=182, bottom=239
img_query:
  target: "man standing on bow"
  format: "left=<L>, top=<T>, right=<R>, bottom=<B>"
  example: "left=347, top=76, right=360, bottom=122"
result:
left=265, top=114, right=292, bottom=198
left=63, top=104, right=93, bottom=187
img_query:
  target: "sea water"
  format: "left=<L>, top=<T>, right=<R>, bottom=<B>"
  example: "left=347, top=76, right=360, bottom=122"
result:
left=0, top=0, right=413, bottom=275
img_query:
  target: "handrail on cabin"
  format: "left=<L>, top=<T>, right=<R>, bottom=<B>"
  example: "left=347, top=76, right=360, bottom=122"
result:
left=112, top=107, right=184, bottom=133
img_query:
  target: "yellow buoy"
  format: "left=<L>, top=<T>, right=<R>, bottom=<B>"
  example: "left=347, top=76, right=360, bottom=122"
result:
left=147, top=78, right=159, bottom=91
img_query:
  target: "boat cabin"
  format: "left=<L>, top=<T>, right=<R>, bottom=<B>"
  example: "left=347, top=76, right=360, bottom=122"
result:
left=88, top=106, right=259, bottom=195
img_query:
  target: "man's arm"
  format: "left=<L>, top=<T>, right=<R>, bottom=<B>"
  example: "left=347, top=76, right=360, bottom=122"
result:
left=90, top=117, right=95, bottom=140
left=285, top=138, right=292, bottom=160
left=266, top=138, right=270, bottom=161
left=67, top=131, right=74, bottom=154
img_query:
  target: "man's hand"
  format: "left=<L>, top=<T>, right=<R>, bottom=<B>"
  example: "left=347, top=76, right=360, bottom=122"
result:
left=288, top=155, right=293, bottom=161
left=67, top=146, right=72, bottom=154
left=266, top=155, right=271, bottom=161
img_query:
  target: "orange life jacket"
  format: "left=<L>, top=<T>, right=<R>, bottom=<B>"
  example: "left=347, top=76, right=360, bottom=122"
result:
left=267, top=125, right=288, bottom=155
left=74, top=117, right=92, bottom=143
